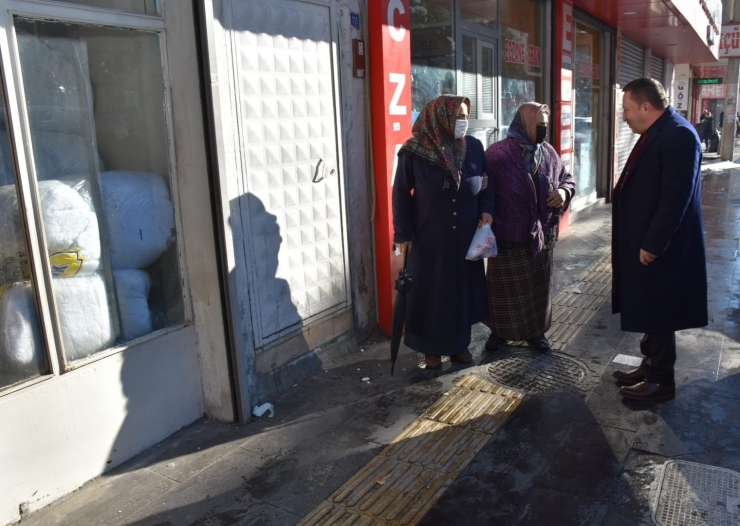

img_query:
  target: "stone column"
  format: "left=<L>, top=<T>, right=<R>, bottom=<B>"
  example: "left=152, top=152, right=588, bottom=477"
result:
left=720, top=0, right=740, bottom=160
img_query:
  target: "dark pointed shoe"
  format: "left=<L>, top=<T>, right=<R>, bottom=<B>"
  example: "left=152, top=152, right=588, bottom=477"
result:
left=451, top=350, right=472, bottom=364
left=424, top=355, right=441, bottom=369
left=485, top=334, right=509, bottom=351
left=612, top=365, right=646, bottom=385
left=527, top=334, right=551, bottom=351
left=618, top=381, right=675, bottom=402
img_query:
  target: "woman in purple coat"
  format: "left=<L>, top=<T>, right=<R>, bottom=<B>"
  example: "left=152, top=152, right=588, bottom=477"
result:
left=393, top=95, right=494, bottom=369
left=484, top=103, right=575, bottom=352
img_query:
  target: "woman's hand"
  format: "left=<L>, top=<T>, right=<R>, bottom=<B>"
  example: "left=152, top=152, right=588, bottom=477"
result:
left=546, top=188, right=568, bottom=208
left=478, top=213, right=493, bottom=228
left=481, top=175, right=488, bottom=190
left=397, top=241, right=412, bottom=258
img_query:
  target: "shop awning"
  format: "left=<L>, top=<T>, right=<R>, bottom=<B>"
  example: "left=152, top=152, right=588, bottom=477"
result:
left=575, top=0, right=721, bottom=63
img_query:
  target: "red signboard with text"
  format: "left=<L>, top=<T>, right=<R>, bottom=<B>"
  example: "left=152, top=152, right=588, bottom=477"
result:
left=554, top=0, right=574, bottom=232
left=368, top=0, right=412, bottom=334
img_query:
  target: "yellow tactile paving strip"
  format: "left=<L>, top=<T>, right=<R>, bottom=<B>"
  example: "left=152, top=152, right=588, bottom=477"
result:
left=300, top=251, right=612, bottom=525
left=299, top=376, right=523, bottom=526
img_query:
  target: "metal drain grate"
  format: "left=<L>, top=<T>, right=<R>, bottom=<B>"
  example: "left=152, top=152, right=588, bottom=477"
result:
left=654, top=460, right=740, bottom=526
left=480, top=349, right=590, bottom=393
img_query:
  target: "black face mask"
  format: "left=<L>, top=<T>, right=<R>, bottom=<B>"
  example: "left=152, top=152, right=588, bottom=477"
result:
left=535, top=125, right=547, bottom=144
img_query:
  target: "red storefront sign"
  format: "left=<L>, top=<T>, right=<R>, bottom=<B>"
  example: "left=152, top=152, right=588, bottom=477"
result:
left=577, top=60, right=600, bottom=80
left=720, top=24, right=740, bottom=58
left=368, top=0, right=412, bottom=334
left=554, top=0, right=574, bottom=232
left=504, top=40, right=542, bottom=70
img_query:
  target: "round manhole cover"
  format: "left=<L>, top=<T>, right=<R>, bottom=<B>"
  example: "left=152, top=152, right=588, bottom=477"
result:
left=480, top=350, right=591, bottom=393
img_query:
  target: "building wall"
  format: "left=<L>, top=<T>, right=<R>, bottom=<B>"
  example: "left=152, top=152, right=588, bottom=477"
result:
left=0, top=3, right=232, bottom=522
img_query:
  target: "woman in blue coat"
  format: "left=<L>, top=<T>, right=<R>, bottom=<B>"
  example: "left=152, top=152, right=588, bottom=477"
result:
left=393, top=95, right=494, bottom=369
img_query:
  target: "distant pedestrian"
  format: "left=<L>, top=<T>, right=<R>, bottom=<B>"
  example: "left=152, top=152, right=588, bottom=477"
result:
left=483, top=103, right=575, bottom=352
left=393, top=95, right=494, bottom=369
left=612, top=78, right=707, bottom=402
left=703, top=111, right=715, bottom=150
left=719, top=110, right=725, bottom=128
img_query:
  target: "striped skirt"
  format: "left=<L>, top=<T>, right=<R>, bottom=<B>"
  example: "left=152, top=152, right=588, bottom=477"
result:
left=484, top=247, right=553, bottom=341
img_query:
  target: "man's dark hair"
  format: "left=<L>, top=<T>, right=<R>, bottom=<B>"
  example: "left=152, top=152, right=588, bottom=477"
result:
left=622, top=77, right=668, bottom=110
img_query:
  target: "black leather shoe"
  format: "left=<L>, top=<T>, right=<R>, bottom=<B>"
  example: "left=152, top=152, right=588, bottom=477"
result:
left=612, top=365, right=645, bottom=385
left=485, top=334, right=509, bottom=351
left=618, top=381, right=675, bottom=402
left=527, top=334, right=551, bottom=351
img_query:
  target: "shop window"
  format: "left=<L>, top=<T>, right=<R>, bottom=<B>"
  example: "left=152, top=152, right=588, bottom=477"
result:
left=0, top=96, right=49, bottom=390
left=460, top=0, right=497, bottom=29
left=12, top=18, right=183, bottom=365
left=40, top=0, right=160, bottom=16
left=500, top=0, right=545, bottom=135
left=410, top=0, right=455, bottom=122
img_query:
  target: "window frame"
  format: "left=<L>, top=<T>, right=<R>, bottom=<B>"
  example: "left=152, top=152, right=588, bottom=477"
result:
left=0, top=0, right=192, bottom=394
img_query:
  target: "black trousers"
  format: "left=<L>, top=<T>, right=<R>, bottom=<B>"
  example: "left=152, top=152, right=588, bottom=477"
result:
left=639, top=333, right=676, bottom=384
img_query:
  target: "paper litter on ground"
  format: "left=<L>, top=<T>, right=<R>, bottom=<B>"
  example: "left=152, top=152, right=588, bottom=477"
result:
left=612, top=354, right=643, bottom=367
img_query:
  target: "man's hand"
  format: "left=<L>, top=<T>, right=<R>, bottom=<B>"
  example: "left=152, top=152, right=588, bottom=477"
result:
left=640, top=249, right=657, bottom=266
left=481, top=175, right=489, bottom=190
left=546, top=188, right=568, bottom=208
left=478, top=213, right=493, bottom=227
left=397, top=241, right=412, bottom=258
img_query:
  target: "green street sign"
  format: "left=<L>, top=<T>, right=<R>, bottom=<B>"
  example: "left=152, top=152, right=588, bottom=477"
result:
left=695, top=78, right=722, bottom=85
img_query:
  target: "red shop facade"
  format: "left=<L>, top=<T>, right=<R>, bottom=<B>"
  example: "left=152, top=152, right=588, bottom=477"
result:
left=368, top=0, right=720, bottom=331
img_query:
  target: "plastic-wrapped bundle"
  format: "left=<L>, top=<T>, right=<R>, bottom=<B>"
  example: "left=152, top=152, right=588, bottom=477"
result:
left=101, top=171, right=175, bottom=269
left=54, top=273, right=115, bottom=362
left=0, top=274, right=115, bottom=367
left=113, top=269, right=152, bottom=341
left=0, top=282, right=43, bottom=375
left=0, top=180, right=101, bottom=279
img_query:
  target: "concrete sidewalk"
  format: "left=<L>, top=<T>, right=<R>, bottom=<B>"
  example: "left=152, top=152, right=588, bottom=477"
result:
left=15, top=166, right=740, bottom=526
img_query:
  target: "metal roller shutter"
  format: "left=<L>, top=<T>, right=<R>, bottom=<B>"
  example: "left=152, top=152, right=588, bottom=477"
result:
left=617, top=37, right=646, bottom=175
left=650, top=55, right=665, bottom=85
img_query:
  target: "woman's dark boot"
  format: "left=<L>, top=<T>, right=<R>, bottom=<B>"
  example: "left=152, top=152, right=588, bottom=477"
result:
left=451, top=350, right=472, bottom=363
left=485, top=334, right=509, bottom=351
left=527, top=334, right=551, bottom=351
left=424, top=355, right=441, bottom=369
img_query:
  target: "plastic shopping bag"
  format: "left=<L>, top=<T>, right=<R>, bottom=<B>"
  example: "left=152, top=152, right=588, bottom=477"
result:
left=465, top=223, right=498, bottom=260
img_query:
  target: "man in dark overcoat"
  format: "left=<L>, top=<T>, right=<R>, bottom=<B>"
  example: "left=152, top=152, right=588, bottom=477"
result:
left=611, top=78, right=707, bottom=402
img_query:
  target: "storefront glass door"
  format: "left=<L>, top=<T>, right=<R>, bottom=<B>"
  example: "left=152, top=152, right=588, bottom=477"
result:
left=460, top=34, right=499, bottom=148
left=573, top=21, right=603, bottom=200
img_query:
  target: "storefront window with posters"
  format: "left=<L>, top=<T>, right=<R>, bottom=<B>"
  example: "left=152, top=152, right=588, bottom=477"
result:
left=500, top=0, right=545, bottom=136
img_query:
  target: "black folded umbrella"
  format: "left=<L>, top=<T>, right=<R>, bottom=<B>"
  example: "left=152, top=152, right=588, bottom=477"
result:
left=390, top=253, right=413, bottom=375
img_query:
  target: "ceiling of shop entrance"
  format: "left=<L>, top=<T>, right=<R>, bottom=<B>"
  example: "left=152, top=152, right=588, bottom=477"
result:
left=575, top=0, right=718, bottom=63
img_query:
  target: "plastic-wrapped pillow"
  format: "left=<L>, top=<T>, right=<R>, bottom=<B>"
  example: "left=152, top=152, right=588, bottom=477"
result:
left=0, top=180, right=101, bottom=279
left=54, top=273, right=115, bottom=362
left=0, top=282, right=43, bottom=375
left=113, top=269, right=153, bottom=341
left=100, top=171, right=176, bottom=270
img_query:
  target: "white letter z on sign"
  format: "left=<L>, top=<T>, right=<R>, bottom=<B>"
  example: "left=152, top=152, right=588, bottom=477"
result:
left=389, top=73, right=407, bottom=115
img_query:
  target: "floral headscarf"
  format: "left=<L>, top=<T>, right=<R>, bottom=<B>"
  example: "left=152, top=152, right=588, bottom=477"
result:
left=400, top=95, right=470, bottom=187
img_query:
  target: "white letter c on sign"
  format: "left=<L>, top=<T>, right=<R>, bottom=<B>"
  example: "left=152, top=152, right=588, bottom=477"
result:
left=388, top=0, right=406, bottom=42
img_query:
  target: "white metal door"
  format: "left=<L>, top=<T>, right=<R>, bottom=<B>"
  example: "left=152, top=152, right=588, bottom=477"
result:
left=229, top=0, right=349, bottom=346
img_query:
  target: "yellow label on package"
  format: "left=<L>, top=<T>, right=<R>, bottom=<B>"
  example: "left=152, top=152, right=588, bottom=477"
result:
left=49, top=249, right=86, bottom=277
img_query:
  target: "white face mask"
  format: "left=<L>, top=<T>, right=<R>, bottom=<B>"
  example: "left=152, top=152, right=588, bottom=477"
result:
left=454, top=119, right=468, bottom=139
